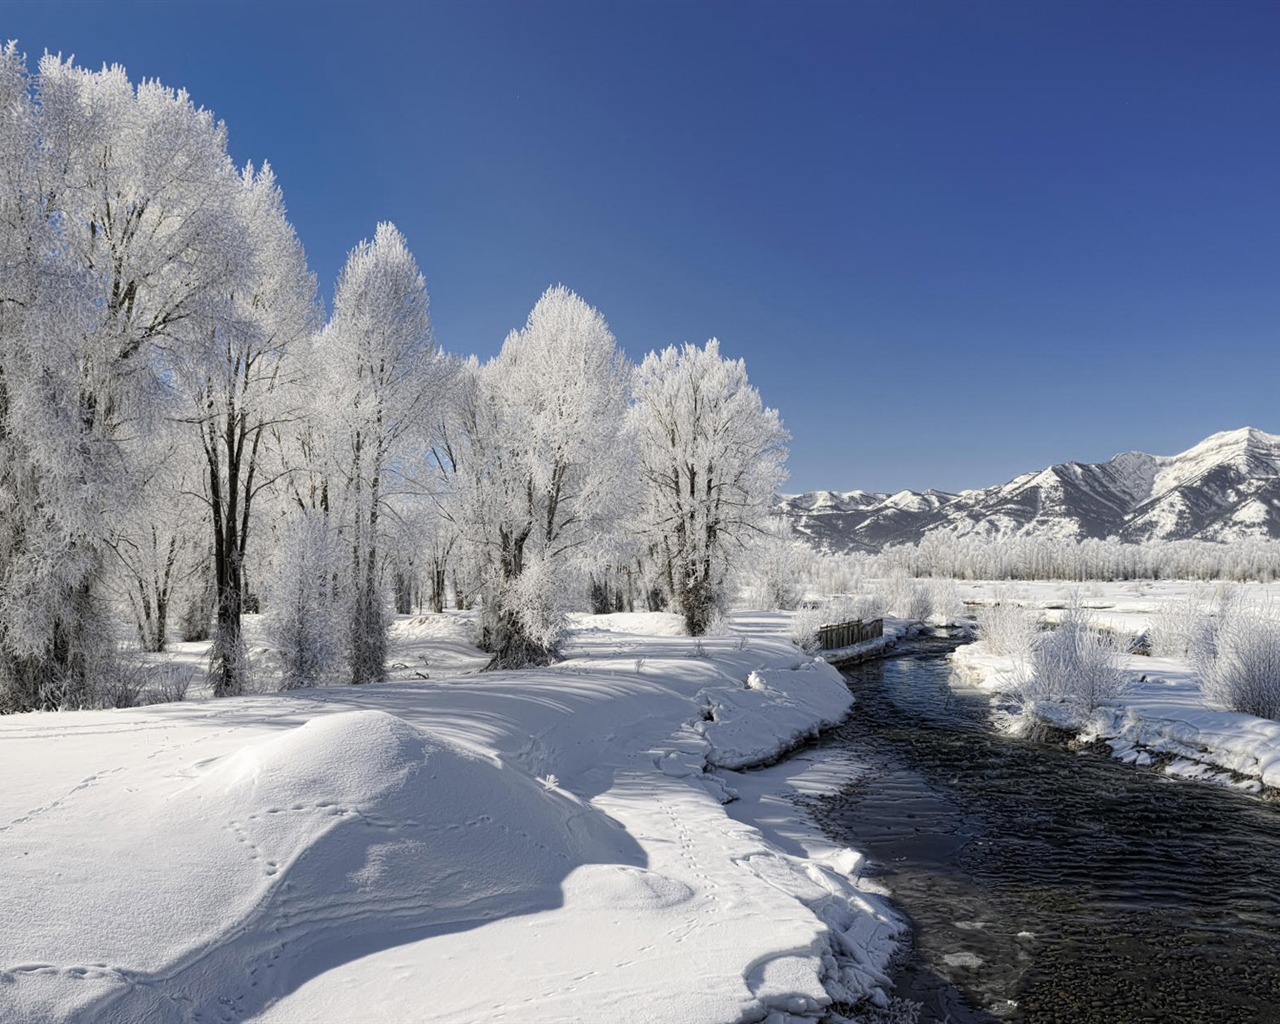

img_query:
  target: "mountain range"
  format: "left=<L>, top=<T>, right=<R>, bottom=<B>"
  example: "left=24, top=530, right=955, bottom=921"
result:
left=778, top=427, right=1280, bottom=552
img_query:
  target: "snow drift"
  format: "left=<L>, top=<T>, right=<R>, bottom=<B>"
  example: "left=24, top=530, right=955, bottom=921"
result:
left=0, top=613, right=902, bottom=1024
left=2, top=710, right=634, bottom=1024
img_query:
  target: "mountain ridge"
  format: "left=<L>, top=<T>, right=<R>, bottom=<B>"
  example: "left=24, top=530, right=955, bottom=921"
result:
left=779, top=427, right=1280, bottom=552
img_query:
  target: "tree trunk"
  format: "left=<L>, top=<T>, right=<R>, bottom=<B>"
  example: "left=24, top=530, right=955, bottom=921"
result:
left=394, top=569, right=413, bottom=615
left=432, top=566, right=446, bottom=614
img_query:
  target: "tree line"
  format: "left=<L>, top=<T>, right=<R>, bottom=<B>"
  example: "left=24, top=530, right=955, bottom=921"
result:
left=0, top=49, right=788, bottom=712
left=807, top=534, right=1280, bottom=590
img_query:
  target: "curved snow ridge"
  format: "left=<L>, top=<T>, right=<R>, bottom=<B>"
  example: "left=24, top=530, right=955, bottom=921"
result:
left=695, top=659, right=853, bottom=771
left=643, top=650, right=907, bottom=1019
left=2, top=709, right=634, bottom=1024
left=734, top=851, right=901, bottom=1006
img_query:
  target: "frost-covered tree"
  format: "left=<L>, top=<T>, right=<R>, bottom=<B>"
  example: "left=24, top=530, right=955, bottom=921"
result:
left=451, top=287, right=634, bottom=666
left=632, top=339, right=788, bottom=635
left=103, top=438, right=205, bottom=652
left=0, top=50, right=249, bottom=708
left=183, top=164, right=320, bottom=696
left=0, top=44, right=96, bottom=710
left=744, top=517, right=810, bottom=611
left=320, top=223, right=445, bottom=684
left=418, top=358, right=523, bottom=615
left=263, top=509, right=344, bottom=690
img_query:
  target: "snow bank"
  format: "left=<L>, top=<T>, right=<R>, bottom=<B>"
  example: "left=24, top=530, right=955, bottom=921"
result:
left=952, top=640, right=1280, bottom=794
left=699, top=659, right=850, bottom=770
left=0, top=611, right=897, bottom=1024
left=1, top=709, right=628, bottom=1024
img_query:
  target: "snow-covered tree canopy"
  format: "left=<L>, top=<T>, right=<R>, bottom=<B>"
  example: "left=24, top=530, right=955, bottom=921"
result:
left=315, top=222, right=447, bottom=684
left=451, top=286, right=635, bottom=665
left=632, top=339, right=789, bottom=635
left=0, top=44, right=797, bottom=702
left=0, top=46, right=262, bottom=708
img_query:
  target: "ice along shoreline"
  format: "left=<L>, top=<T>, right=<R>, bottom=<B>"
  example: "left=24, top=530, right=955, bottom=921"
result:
left=951, top=639, right=1280, bottom=798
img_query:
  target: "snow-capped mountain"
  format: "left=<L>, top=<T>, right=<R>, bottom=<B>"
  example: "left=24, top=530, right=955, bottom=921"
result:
left=780, top=427, right=1280, bottom=552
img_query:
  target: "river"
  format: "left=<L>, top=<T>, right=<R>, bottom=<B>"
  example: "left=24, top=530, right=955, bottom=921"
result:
left=807, top=637, right=1280, bottom=1023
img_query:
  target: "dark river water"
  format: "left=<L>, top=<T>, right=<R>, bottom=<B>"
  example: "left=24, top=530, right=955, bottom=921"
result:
left=809, top=639, right=1280, bottom=1023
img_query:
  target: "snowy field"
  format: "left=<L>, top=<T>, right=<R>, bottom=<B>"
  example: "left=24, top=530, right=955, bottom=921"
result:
left=948, top=579, right=1280, bottom=793
left=0, top=611, right=904, bottom=1024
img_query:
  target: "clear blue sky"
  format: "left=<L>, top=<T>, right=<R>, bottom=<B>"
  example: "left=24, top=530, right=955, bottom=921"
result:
left=6, top=1, right=1280, bottom=493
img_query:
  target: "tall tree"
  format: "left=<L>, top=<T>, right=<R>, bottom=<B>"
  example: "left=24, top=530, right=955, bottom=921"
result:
left=1, top=51, right=249, bottom=708
left=632, top=339, right=788, bottom=635
left=183, top=164, right=320, bottom=696
left=452, top=286, right=634, bottom=666
left=0, top=44, right=89, bottom=710
left=320, top=223, right=444, bottom=684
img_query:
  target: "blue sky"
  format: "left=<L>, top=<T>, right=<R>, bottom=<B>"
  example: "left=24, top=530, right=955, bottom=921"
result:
left=6, top=1, right=1280, bottom=492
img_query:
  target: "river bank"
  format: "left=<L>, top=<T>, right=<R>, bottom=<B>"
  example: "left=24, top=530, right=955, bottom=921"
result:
left=951, top=639, right=1280, bottom=795
left=0, top=610, right=903, bottom=1024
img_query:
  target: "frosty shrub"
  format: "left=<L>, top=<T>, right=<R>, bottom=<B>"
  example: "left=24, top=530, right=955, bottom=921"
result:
left=743, top=520, right=809, bottom=611
left=976, top=599, right=1040, bottom=658
left=876, top=573, right=933, bottom=622
left=926, top=578, right=964, bottom=625
left=1147, top=591, right=1212, bottom=659
left=788, top=606, right=826, bottom=654
left=1025, top=605, right=1128, bottom=711
left=1192, top=597, right=1280, bottom=720
left=264, top=513, right=345, bottom=690
left=141, top=664, right=192, bottom=705
left=487, top=553, right=568, bottom=666
left=94, top=659, right=149, bottom=709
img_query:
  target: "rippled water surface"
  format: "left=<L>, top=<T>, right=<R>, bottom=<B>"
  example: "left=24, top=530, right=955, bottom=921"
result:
left=811, top=640, right=1280, bottom=1022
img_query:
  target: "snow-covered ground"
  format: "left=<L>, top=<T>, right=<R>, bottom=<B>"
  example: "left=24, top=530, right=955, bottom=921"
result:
left=949, top=580, right=1280, bottom=794
left=0, top=611, right=904, bottom=1024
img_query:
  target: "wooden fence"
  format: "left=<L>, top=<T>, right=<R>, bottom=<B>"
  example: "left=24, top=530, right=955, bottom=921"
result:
left=816, top=618, right=883, bottom=651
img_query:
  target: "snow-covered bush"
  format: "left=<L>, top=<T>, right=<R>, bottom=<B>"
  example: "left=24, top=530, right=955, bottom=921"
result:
left=976, top=598, right=1040, bottom=658
left=1025, top=605, right=1128, bottom=710
left=876, top=573, right=933, bottom=622
left=926, top=577, right=964, bottom=625
left=95, top=664, right=149, bottom=709
left=486, top=552, right=570, bottom=664
left=1192, top=594, right=1280, bottom=720
left=788, top=607, right=826, bottom=654
left=1147, top=590, right=1212, bottom=658
left=264, top=513, right=345, bottom=690
left=743, top=520, right=809, bottom=611
left=141, top=664, right=192, bottom=705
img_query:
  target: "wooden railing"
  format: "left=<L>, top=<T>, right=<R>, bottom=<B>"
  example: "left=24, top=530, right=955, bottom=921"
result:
left=816, top=618, right=883, bottom=651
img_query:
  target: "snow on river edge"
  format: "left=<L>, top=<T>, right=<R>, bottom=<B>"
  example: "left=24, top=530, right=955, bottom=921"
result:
left=951, top=641, right=1280, bottom=795
left=0, top=611, right=905, bottom=1024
